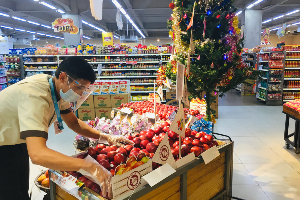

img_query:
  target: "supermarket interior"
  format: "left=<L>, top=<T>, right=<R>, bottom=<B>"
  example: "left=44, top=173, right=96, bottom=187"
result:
left=1, top=0, right=300, bottom=200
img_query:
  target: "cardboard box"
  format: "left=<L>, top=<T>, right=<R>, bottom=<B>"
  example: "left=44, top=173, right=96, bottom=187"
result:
left=100, top=81, right=110, bottom=95
left=109, top=81, right=119, bottom=94
left=199, top=91, right=219, bottom=119
left=119, top=80, right=130, bottom=93
left=80, top=95, right=94, bottom=108
left=94, top=95, right=111, bottom=107
left=166, top=91, right=176, bottom=100
left=111, top=94, right=129, bottom=108
left=95, top=107, right=112, bottom=119
left=93, top=80, right=101, bottom=95
left=78, top=108, right=95, bottom=121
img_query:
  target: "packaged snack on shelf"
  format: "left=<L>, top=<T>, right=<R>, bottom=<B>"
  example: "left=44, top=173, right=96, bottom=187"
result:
left=119, top=80, right=129, bottom=93
left=100, top=81, right=110, bottom=95
left=109, top=81, right=119, bottom=94
left=93, top=80, right=101, bottom=95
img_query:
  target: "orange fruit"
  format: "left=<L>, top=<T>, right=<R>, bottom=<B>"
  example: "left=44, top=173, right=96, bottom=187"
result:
left=38, top=174, right=46, bottom=183
left=45, top=170, right=49, bottom=178
left=41, top=178, right=50, bottom=188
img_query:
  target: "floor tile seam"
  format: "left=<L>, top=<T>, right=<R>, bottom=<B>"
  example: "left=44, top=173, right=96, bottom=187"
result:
left=257, top=184, right=271, bottom=200
left=240, top=163, right=261, bottom=187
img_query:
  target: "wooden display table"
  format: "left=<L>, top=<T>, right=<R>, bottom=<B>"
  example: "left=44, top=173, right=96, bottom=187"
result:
left=283, top=106, right=300, bottom=154
left=49, top=142, right=233, bottom=200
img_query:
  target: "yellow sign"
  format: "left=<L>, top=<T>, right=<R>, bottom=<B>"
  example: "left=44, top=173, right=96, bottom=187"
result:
left=102, top=32, right=113, bottom=46
left=52, top=18, right=79, bottom=34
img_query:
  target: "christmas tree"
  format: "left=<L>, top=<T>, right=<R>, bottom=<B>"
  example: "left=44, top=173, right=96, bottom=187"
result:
left=159, top=0, right=259, bottom=121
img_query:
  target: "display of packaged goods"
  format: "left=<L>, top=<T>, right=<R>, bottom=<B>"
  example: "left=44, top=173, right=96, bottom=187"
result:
left=284, top=45, right=300, bottom=52
left=267, top=93, right=282, bottom=101
left=93, top=81, right=101, bottom=95
left=269, top=61, right=284, bottom=69
left=285, top=81, right=300, bottom=88
left=283, top=92, right=299, bottom=100
left=286, top=61, right=300, bottom=68
left=100, top=81, right=110, bottom=95
left=119, top=80, right=129, bottom=93
left=270, top=53, right=285, bottom=60
left=109, top=81, right=119, bottom=94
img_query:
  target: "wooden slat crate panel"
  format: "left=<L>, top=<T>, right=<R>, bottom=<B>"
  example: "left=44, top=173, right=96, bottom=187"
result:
left=166, top=191, right=180, bottom=200
left=137, top=176, right=180, bottom=200
left=283, top=105, right=300, bottom=119
left=56, top=185, right=78, bottom=200
left=56, top=196, right=64, bottom=200
left=187, top=152, right=225, bottom=186
left=187, top=164, right=225, bottom=200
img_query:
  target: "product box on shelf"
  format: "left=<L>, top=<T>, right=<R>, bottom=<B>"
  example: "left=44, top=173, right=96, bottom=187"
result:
left=111, top=94, right=129, bottom=107
left=100, top=81, right=110, bottom=95
left=93, top=95, right=111, bottom=108
left=95, top=107, right=112, bottom=119
left=109, top=81, right=119, bottom=94
left=119, top=80, right=130, bottom=93
left=93, top=81, right=101, bottom=95
left=166, top=91, right=176, bottom=100
left=80, top=95, right=94, bottom=108
left=78, top=108, right=95, bottom=121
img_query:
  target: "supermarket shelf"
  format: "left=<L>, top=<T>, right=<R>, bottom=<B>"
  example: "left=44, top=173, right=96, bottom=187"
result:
left=0, top=75, right=6, bottom=78
left=259, top=52, right=271, bottom=54
left=257, top=97, right=266, bottom=101
left=245, top=60, right=255, bottom=62
left=25, top=69, right=56, bottom=71
left=259, top=69, right=269, bottom=72
left=100, top=68, right=159, bottom=71
left=286, top=51, right=300, bottom=53
left=58, top=54, right=172, bottom=57
left=283, top=99, right=293, bottom=102
left=130, top=83, right=156, bottom=85
left=131, top=100, right=166, bottom=103
left=259, top=87, right=266, bottom=90
left=131, top=91, right=156, bottom=93
left=89, top=61, right=161, bottom=64
left=261, top=77, right=268, bottom=80
left=285, top=78, right=300, bottom=80
left=259, top=61, right=269, bottom=63
left=285, top=68, right=300, bottom=70
left=24, top=62, right=58, bottom=65
left=0, top=82, right=7, bottom=84
left=269, top=81, right=281, bottom=83
left=283, top=88, right=300, bottom=90
left=23, top=55, right=57, bottom=57
left=98, top=76, right=157, bottom=79
left=286, top=59, right=300, bottom=61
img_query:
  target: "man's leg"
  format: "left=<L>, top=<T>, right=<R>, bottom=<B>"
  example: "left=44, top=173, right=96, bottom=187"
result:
left=0, top=143, right=30, bottom=200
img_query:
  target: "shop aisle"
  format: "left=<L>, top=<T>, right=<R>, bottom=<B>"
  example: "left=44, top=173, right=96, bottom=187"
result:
left=29, top=93, right=300, bottom=200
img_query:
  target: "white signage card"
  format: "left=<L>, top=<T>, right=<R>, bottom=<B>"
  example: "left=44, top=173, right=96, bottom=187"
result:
left=157, top=86, right=163, bottom=100
left=163, top=77, right=172, bottom=89
left=175, top=152, right=195, bottom=168
left=152, top=135, right=177, bottom=169
left=142, top=163, right=176, bottom=187
left=176, top=62, right=185, bottom=101
left=201, top=146, right=220, bottom=164
left=169, top=106, right=185, bottom=138
left=50, top=173, right=81, bottom=199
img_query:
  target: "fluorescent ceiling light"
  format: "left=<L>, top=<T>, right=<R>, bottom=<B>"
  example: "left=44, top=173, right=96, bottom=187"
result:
left=57, top=9, right=65, bottom=14
left=1, top=26, right=13, bottom=29
left=60, top=37, right=64, bottom=40
left=114, top=35, right=119, bottom=39
left=37, top=32, right=45, bottom=35
left=15, top=28, right=25, bottom=32
left=286, top=9, right=300, bottom=16
left=0, top=12, right=9, bottom=17
left=41, top=24, right=51, bottom=29
left=81, top=20, right=105, bottom=32
left=111, top=0, right=145, bottom=38
left=273, top=15, right=284, bottom=20
left=236, top=11, right=242, bottom=16
left=34, top=0, right=39, bottom=1
left=27, top=31, right=36, bottom=34
left=40, top=2, right=57, bottom=10
left=83, top=36, right=91, bottom=39
left=12, top=16, right=26, bottom=22
left=292, top=22, right=300, bottom=26
left=247, top=0, right=264, bottom=9
left=262, top=19, right=272, bottom=24
left=28, top=21, right=40, bottom=25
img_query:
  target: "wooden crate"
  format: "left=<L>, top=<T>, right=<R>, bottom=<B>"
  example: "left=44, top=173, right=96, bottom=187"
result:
left=283, top=105, right=300, bottom=119
left=50, top=142, right=233, bottom=200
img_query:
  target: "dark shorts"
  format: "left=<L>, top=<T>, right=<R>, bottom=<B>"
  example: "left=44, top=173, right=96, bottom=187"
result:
left=0, top=143, right=30, bottom=200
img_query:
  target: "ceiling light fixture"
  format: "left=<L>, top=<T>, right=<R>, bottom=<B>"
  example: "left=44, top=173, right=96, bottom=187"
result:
left=273, top=15, right=284, bottom=20
left=15, top=28, right=25, bottom=32
left=41, top=24, right=51, bottom=29
left=286, top=9, right=300, bottom=16
left=57, top=9, right=65, bottom=14
left=82, top=20, right=105, bottom=32
left=111, top=0, right=145, bottom=38
left=40, top=1, right=57, bottom=10
left=1, top=26, right=13, bottom=29
left=262, top=19, right=272, bottom=24
left=113, top=35, right=119, bottom=39
left=0, top=12, right=9, bottom=17
left=83, top=36, right=91, bottom=39
left=12, top=16, right=26, bottom=22
left=236, top=11, right=242, bottom=16
left=292, top=22, right=300, bottom=26
left=37, top=32, right=45, bottom=35
left=246, top=0, right=264, bottom=9
left=28, top=21, right=40, bottom=25
left=27, top=31, right=36, bottom=34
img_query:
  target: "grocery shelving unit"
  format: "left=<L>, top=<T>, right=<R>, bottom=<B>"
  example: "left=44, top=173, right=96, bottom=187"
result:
left=283, top=50, right=300, bottom=102
left=256, top=51, right=285, bottom=106
left=238, top=53, right=257, bottom=93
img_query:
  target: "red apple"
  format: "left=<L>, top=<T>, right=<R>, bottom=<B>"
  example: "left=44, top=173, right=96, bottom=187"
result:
left=77, top=153, right=88, bottom=159
left=110, top=145, right=118, bottom=151
left=133, top=161, right=144, bottom=168
left=154, top=127, right=162, bottom=135
left=96, top=154, right=108, bottom=162
left=133, top=138, right=141, bottom=147
left=85, top=180, right=95, bottom=189
left=147, top=129, right=155, bottom=135
left=191, top=130, right=198, bottom=137
left=146, top=142, right=157, bottom=153
left=124, top=144, right=133, bottom=152
left=117, top=147, right=127, bottom=156
left=211, top=141, right=219, bottom=146
left=190, top=146, right=202, bottom=157
left=181, top=145, right=189, bottom=157
left=152, top=162, right=158, bottom=170
left=98, top=159, right=110, bottom=170
left=185, top=128, right=191, bottom=137
left=152, top=135, right=161, bottom=142
left=107, top=151, right=117, bottom=161
left=153, top=139, right=161, bottom=146
left=140, top=149, right=150, bottom=157
left=91, top=184, right=100, bottom=194
left=100, top=147, right=111, bottom=155
left=172, top=148, right=179, bottom=158
left=204, top=134, right=213, bottom=142
left=163, top=126, right=170, bottom=133
left=139, top=135, right=149, bottom=141
left=129, top=151, right=139, bottom=158
left=203, top=144, right=210, bottom=150
left=161, top=122, right=170, bottom=128
left=140, top=140, right=149, bottom=149
left=173, top=141, right=179, bottom=148
left=192, top=139, right=201, bottom=147
left=195, top=132, right=202, bottom=139
left=169, top=138, right=174, bottom=147
left=168, top=131, right=178, bottom=140
left=159, top=132, right=166, bottom=139
left=183, top=137, right=193, bottom=145
left=88, top=147, right=97, bottom=158
left=95, top=144, right=105, bottom=154
left=200, top=137, right=208, bottom=144
left=78, top=176, right=88, bottom=184
left=140, top=131, right=147, bottom=136
left=146, top=131, right=154, bottom=140
left=149, top=153, right=154, bottom=158
left=126, top=135, right=133, bottom=140
left=110, top=169, right=115, bottom=176
left=114, top=153, right=126, bottom=165
left=131, top=147, right=141, bottom=153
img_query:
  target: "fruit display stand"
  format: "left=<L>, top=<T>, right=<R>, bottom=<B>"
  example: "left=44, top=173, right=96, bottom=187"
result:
left=49, top=141, right=233, bottom=200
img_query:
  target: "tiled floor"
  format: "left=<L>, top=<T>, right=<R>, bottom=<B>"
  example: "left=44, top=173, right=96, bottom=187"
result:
left=29, top=90, right=300, bottom=199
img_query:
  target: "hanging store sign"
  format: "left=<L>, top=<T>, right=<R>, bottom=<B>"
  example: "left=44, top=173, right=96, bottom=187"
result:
left=52, top=18, right=79, bottom=34
left=102, top=32, right=114, bottom=46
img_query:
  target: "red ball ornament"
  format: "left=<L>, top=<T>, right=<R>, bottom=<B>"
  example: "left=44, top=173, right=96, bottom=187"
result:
left=216, top=15, right=221, bottom=19
left=169, top=2, right=175, bottom=9
left=226, top=14, right=230, bottom=19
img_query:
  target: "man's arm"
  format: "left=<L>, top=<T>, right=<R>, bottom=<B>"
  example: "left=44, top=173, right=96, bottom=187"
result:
left=26, top=137, right=87, bottom=171
left=61, top=111, right=108, bottom=140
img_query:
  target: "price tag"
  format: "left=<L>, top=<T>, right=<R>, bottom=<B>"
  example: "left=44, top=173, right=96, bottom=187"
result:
left=152, top=135, right=176, bottom=168
left=142, top=163, right=176, bottom=187
left=111, top=110, right=115, bottom=118
left=201, top=146, right=220, bottom=164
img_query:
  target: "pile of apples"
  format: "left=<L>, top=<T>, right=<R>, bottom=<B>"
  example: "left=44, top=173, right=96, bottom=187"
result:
left=118, top=101, right=201, bottom=120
